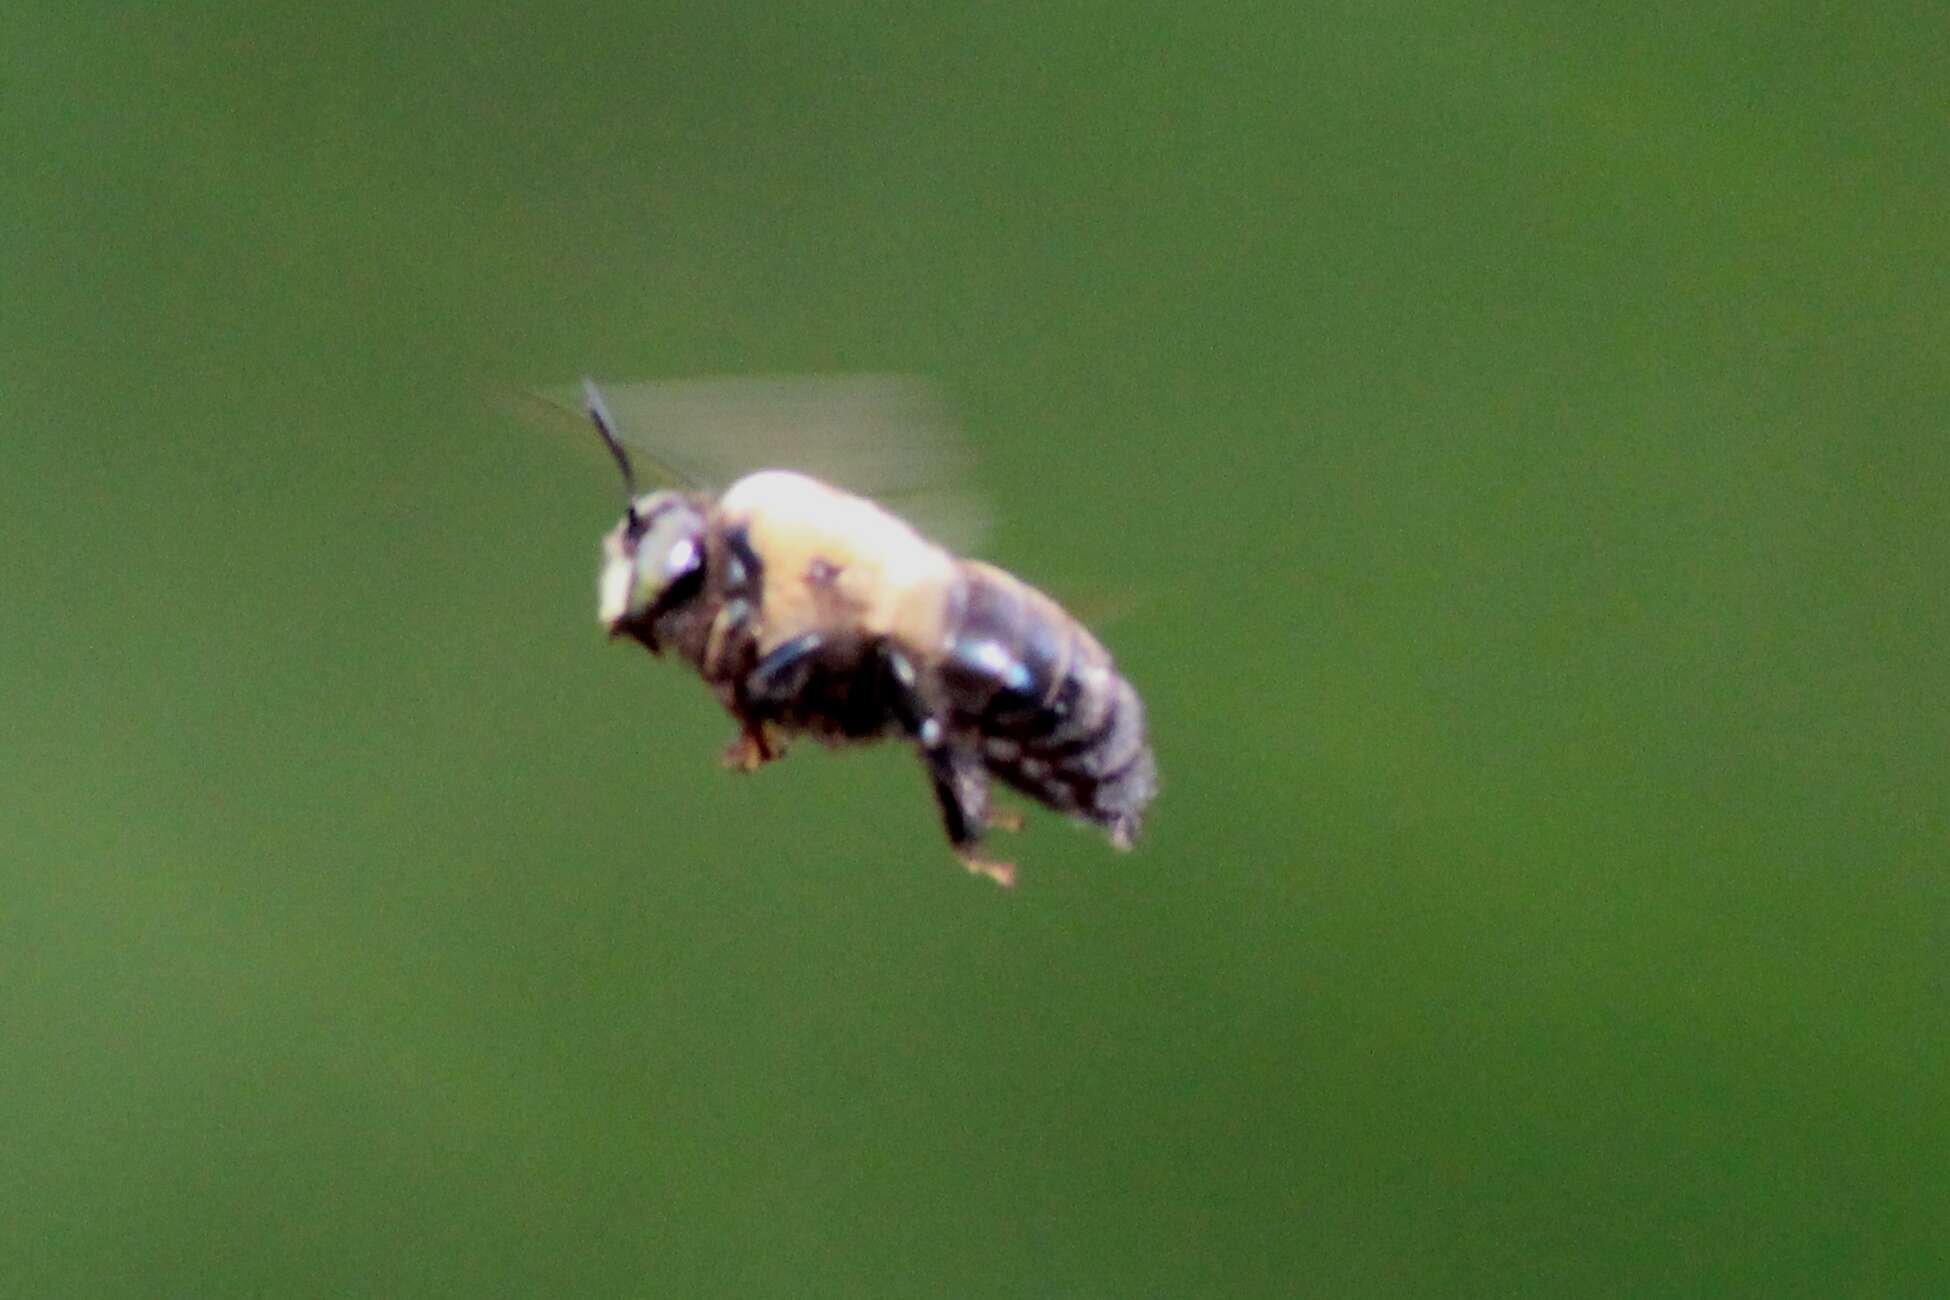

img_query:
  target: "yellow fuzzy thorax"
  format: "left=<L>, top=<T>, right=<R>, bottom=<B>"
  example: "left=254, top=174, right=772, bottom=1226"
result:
left=717, top=470, right=960, bottom=656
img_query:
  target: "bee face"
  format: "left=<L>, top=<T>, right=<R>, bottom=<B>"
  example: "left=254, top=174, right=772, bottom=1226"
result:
left=598, top=491, right=707, bottom=636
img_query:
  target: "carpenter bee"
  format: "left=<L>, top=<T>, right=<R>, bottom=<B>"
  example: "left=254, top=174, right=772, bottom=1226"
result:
left=578, top=376, right=1156, bottom=887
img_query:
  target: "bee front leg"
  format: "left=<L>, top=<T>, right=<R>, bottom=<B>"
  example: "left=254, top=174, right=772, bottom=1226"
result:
left=721, top=721, right=785, bottom=773
left=702, top=597, right=753, bottom=681
left=702, top=596, right=783, bottom=771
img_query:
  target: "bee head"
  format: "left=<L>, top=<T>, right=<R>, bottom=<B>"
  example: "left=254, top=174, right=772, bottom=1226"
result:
left=598, top=492, right=707, bottom=643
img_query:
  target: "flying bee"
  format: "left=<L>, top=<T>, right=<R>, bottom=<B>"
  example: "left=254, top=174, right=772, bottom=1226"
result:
left=577, top=376, right=1157, bottom=887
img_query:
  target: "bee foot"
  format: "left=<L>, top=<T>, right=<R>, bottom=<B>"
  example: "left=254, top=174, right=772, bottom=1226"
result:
left=985, top=808, right=1025, bottom=833
left=721, top=729, right=781, bottom=773
left=957, top=852, right=1017, bottom=889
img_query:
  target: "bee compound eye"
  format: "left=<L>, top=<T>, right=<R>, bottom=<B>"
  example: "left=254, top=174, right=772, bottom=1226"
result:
left=662, top=534, right=696, bottom=575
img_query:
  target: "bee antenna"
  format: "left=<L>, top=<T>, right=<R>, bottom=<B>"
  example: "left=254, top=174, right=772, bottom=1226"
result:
left=583, top=377, right=639, bottom=509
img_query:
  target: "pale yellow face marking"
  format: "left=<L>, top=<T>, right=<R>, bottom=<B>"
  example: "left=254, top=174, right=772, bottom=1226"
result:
left=597, top=527, right=635, bottom=627
left=717, top=470, right=959, bottom=655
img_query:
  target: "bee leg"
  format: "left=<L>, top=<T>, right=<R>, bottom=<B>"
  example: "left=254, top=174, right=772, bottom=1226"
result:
left=877, top=643, right=936, bottom=742
left=937, top=763, right=1016, bottom=889
left=702, top=596, right=753, bottom=681
left=879, top=643, right=1016, bottom=888
left=947, top=783, right=1021, bottom=896
left=985, top=807, right=1025, bottom=833
left=721, top=722, right=784, bottom=773
left=742, top=632, right=826, bottom=713
left=916, top=748, right=1014, bottom=887
left=962, top=856, right=1017, bottom=889
left=719, top=633, right=826, bottom=771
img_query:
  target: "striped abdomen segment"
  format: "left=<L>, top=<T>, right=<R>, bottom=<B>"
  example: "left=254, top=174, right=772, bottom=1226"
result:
left=937, top=562, right=1157, bottom=846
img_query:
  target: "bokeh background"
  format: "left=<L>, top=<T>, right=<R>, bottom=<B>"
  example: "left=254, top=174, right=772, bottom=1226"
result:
left=5, top=4, right=1946, bottom=1295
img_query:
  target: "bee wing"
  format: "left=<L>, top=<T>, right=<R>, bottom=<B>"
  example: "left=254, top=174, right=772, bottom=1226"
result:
left=517, top=382, right=713, bottom=495
left=533, top=374, right=992, bottom=555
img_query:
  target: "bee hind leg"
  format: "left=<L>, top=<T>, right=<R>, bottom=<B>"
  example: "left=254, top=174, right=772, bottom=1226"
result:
left=879, top=643, right=1016, bottom=888
left=986, top=807, right=1025, bottom=833
left=929, top=756, right=1015, bottom=889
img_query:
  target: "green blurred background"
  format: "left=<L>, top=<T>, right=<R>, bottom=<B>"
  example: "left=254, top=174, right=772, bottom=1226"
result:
left=5, top=4, right=1946, bottom=1295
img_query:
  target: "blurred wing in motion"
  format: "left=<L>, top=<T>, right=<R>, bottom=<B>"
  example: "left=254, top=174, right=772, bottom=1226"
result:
left=534, top=373, right=993, bottom=557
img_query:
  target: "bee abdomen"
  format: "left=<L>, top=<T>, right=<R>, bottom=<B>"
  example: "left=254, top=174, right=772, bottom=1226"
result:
left=939, top=564, right=1157, bottom=846
left=995, top=660, right=1156, bottom=849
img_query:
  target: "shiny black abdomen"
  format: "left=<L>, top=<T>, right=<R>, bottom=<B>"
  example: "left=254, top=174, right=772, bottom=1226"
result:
left=936, top=563, right=1156, bottom=845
